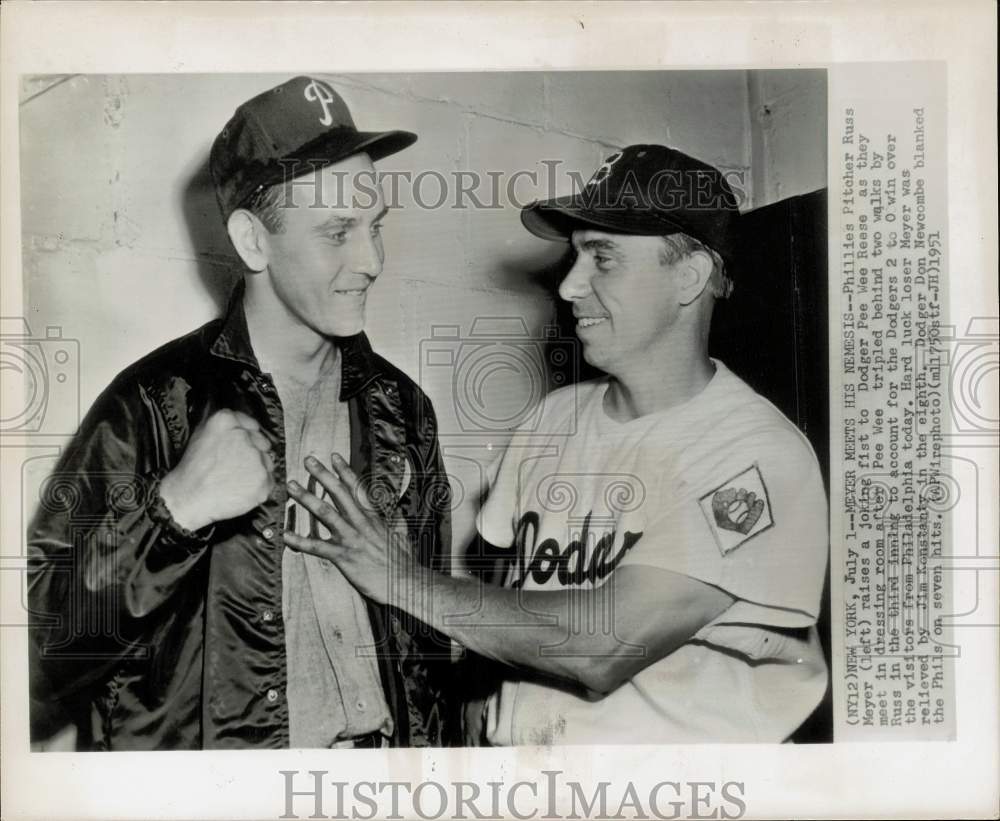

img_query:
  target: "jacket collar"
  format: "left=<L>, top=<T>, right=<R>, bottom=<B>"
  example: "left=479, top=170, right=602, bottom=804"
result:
left=209, top=281, right=386, bottom=400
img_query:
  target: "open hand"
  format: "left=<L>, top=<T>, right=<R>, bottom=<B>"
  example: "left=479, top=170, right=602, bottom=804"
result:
left=283, top=453, right=418, bottom=604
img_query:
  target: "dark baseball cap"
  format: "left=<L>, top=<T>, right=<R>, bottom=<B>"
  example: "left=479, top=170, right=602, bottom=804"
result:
left=521, top=144, right=740, bottom=264
left=209, top=75, right=417, bottom=219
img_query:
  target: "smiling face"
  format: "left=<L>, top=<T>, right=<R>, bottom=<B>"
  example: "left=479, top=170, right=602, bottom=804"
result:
left=559, top=230, right=683, bottom=375
left=256, top=153, right=387, bottom=338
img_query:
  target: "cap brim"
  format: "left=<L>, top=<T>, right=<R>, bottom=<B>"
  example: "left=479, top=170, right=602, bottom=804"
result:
left=231, top=129, right=418, bottom=212
left=288, top=127, right=418, bottom=170
left=345, top=129, right=419, bottom=163
left=521, top=195, right=692, bottom=242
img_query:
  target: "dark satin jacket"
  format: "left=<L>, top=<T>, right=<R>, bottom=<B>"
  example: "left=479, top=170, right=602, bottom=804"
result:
left=27, top=289, right=455, bottom=750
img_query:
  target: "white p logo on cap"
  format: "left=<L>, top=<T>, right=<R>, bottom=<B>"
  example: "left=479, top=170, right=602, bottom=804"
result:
left=303, top=79, right=337, bottom=126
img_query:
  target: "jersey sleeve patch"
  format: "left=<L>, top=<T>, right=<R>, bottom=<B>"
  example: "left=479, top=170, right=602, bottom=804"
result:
left=698, top=463, right=774, bottom=556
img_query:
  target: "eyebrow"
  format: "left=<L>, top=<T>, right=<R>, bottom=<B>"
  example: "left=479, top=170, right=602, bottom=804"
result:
left=312, top=207, right=389, bottom=234
left=573, top=237, right=620, bottom=253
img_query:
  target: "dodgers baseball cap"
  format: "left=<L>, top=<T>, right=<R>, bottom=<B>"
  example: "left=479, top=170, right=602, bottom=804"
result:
left=521, top=144, right=740, bottom=264
left=210, top=75, right=417, bottom=219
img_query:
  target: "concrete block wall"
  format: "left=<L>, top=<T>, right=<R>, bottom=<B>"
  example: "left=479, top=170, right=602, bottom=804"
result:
left=19, top=71, right=823, bottom=549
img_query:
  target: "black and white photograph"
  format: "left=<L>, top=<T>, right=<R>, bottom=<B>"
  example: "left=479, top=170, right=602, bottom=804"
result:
left=1, top=3, right=996, bottom=820
left=18, top=68, right=830, bottom=753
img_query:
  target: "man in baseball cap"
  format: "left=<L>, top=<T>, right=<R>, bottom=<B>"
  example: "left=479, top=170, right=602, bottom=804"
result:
left=210, top=75, right=417, bottom=222
left=29, top=76, right=456, bottom=750
left=286, top=144, right=829, bottom=745
left=522, top=143, right=740, bottom=270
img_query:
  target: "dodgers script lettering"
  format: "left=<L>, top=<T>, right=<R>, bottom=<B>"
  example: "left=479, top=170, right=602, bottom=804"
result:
left=509, top=511, right=643, bottom=588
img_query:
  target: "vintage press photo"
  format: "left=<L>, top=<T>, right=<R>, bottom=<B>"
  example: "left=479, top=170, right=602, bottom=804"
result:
left=1, top=3, right=997, bottom=821
left=16, top=68, right=833, bottom=752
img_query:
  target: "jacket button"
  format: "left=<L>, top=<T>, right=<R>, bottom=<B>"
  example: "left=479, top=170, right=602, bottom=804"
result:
left=262, top=609, right=275, bottom=623
left=262, top=527, right=275, bottom=540
left=266, top=689, right=279, bottom=702
left=390, top=454, right=401, bottom=464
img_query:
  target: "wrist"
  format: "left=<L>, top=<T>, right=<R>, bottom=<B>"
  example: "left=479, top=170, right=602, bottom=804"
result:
left=158, top=472, right=210, bottom=532
left=392, top=561, right=433, bottom=621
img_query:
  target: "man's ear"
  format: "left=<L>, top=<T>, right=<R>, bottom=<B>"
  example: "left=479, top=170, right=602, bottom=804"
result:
left=226, top=209, right=269, bottom=273
left=676, top=250, right=714, bottom=306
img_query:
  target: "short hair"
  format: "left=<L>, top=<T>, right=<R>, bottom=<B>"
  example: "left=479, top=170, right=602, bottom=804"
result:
left=659, top=233, right=733, bottom=299
left=243, top=181, right=289, bottom=234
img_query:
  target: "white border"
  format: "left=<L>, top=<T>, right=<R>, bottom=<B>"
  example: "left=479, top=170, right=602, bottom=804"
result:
left=2, top=3, right=997, bottom=820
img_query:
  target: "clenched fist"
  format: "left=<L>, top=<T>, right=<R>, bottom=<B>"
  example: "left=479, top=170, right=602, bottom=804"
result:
left=158, top=409, right=275, bottom=532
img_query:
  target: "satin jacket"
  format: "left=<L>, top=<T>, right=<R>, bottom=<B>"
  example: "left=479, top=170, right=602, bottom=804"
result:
left=27, top=288, right=455, bottom=750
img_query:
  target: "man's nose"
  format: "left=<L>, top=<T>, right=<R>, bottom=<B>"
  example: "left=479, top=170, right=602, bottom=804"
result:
left=558, top=259, right=592, bottom=302
left=352, top=233, right=384, bottom=279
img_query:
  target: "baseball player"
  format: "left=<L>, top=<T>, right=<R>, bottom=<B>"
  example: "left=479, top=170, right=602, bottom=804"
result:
left=28, top=76, right=455, bottom=750
left=285, top=145, right=829, bottom=744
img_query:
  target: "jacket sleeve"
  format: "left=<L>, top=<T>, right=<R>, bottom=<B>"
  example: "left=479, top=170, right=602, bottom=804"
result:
left=27, top=375, right=211, bottom=727
left=414, top=392, right=462, bottom=743
left=425, top=405, right=452, bottom=577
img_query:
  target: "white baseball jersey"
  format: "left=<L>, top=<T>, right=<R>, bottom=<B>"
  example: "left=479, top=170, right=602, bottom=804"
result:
left=476, top=360, right=829, bottom=745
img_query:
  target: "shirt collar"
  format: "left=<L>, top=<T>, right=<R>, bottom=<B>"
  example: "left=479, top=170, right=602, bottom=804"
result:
left=209, top=281, right=385, bottom=400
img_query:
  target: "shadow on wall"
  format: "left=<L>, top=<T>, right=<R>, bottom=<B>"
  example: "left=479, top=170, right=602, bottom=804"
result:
left=488, top=241, right=570, bottom=296
left=180, top=156, right=240, bottom=313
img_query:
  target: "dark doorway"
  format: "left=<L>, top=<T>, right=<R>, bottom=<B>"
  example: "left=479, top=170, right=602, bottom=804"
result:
left=712, top=188, right=832, bottom=743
